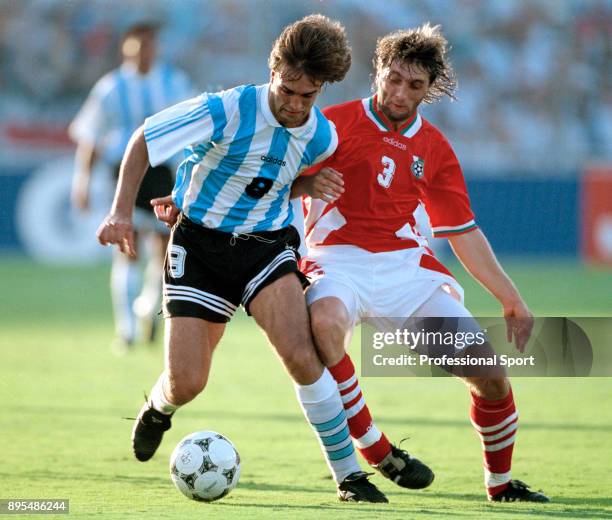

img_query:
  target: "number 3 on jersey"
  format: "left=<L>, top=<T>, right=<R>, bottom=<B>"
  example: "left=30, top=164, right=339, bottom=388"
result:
left=377, top=156, right=395, bottom=189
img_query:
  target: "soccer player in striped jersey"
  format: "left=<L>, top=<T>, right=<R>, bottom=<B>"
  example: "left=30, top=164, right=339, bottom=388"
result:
left=70, top=22, right=196, bottom=351
left=293, top=24, right=549, bottom=503
left=97, top=15, right=387, bottom=503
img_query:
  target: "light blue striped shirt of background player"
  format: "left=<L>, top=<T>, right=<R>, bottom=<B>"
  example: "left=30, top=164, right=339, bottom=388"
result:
left=143, top=83, right=338, bottom=234
left=69, top=62, right=196, bottom=165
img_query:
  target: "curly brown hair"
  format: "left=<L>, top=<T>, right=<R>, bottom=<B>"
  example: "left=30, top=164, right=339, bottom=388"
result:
left=374, top=23, right=457, bottom=103
left=268, top=14, right=351, bottom=84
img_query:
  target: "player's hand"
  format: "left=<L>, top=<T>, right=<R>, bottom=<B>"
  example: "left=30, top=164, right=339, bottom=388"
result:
left=151, top=195, right=179, bottom=227
left=96, top=213, right=137, bottom=258
left=502, top=299, right=534, bottom=353
left=310, top=167, right=344, bottom=202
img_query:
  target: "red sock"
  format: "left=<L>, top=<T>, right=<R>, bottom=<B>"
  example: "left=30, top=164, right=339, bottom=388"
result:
left=328, top=353, right=391, bottom=465
left=470, top=387, right=518, bottom=497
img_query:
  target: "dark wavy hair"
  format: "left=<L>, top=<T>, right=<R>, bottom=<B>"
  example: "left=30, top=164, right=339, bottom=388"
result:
left=373, top=23, right=457, bottom=103
left=268, top=14, right=352, bottom=84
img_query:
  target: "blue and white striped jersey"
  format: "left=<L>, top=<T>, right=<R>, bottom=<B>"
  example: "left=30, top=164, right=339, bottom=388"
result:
left=69, top=62, right=196, bottom=164
left=144, top=83, right=338, bottom=234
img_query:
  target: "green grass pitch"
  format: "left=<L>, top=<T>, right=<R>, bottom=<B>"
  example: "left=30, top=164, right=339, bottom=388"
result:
left=1, top=257, right=611, bottom=519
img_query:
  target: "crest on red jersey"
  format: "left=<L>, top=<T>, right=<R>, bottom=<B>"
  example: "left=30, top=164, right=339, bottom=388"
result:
left=411, top=155, right=424, bottom=179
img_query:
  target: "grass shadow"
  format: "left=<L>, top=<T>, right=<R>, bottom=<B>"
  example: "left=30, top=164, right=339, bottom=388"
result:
left=425, top=492, right=612, bottom=519
left=8, top=405, right=612, bottom=435
left=0, top=470, right=168, bottom=487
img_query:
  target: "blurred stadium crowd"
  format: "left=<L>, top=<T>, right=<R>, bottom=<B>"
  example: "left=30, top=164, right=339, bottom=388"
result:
left=0, top=0, right=610, bottom=172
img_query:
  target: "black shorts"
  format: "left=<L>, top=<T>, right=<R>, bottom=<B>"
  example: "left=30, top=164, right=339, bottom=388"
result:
left=113, top=163, right=174, bottom=213
left=162, top=214, right=308, bottom=323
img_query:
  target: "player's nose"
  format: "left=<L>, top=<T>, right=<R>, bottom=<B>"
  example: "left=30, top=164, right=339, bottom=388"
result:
left=288, top=97, right=304, bottom=112
left=394, top=86, right=410, bottom=103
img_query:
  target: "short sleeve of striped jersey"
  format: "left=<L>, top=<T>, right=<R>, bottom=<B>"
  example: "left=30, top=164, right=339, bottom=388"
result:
left=312, top=119, right=338, bottom=165
left=144, top=91, right=230, bottom=167
left=68, top=75, right=113, bottom=146
left=424, top=135, right=477, bottom=238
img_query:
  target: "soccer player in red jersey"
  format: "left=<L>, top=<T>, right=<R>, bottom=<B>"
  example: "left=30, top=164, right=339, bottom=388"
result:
left=291, top=24, right=549, bottom=503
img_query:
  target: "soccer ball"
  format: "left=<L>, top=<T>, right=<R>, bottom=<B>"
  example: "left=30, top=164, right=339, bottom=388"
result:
left=169, top=431, right=241, bottom=502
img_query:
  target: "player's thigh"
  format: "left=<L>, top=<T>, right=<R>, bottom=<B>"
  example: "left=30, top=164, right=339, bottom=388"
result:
left=306, top=275, right=358, bottom=325
left=411, top=288, right=506, bottom=379
left=164, top=316, right=225, bottom=387
left=249, top=273, right=322, bottom=384
left=413, top=286, right=472, bottom=318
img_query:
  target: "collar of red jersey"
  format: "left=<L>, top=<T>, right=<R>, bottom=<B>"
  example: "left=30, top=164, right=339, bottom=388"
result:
left=260, top=83, right=316, bottom=138
left=363, top=95, right=423, bottom=138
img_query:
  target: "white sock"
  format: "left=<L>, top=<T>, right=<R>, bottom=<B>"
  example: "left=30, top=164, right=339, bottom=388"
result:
left=295, top=368, right=361, bottom=483
left=110, top=253, right=141, bottom=342
left=149, top=372, right=179, bottom=415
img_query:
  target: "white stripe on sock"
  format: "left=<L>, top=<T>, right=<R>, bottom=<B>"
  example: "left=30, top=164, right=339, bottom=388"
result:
left=337, top=374, right=357, bottom=391
left=354, top=425, right=382, bottom=449
left=345, top=396, right=366, bottom=419
left=340, top=384, right=361, bottom=404
left=471, top=411, right=518, bottom=433
left=484, top=435, right=516, bottom=452
left=480, top=422, right=517, bottom=443
left=484, top=469, right=512, bottom=488
left=324, top=434, right=353, bottom=453
left=319, top=419, right=349, bottom=437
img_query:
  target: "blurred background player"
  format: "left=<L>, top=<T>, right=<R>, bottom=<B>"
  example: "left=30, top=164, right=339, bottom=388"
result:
left=293, top=24, right=549, bottom=503
left=69, top=22, right=196, bottom=351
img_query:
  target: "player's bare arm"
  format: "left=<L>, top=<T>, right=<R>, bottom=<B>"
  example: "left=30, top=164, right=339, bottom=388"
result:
left=71, top=142, right=98, bottom=211
left=290, top=167, right=345, bottom=201
left=448, top=228, right=534, bottom=352
left=96, top=126, right=149, bottom=257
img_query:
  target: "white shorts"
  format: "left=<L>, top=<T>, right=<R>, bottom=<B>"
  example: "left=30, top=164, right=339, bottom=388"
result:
left=133, top=207, right=170, bottom=235
left=304, top=245, right=464, bottom=330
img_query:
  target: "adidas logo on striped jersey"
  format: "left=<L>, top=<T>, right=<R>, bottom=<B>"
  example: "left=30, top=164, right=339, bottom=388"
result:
left=260, top=154, right=286, bottom=167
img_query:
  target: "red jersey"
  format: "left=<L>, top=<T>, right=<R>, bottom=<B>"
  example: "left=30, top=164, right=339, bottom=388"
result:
left=303, top=96, right=476, bottom=253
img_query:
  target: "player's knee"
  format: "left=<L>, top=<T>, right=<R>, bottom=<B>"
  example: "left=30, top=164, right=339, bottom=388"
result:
left=310, top=302, right=348, bottom=345
left=467, top=377, right=509, bottom=400
left=310, top=305, right=349, bottom=366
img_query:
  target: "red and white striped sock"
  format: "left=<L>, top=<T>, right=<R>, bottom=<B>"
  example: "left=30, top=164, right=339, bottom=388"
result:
left=328, top=353, right=392, bottom=465
left=470, top=386, right=518, bottom=498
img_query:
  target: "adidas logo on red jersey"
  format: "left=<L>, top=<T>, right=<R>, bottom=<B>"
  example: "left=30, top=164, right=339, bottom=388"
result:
left=383, top=136, right=407, bottom=150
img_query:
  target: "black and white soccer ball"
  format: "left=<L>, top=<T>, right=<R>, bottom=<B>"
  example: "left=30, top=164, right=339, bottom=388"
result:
left=169, top=431, right=241, bottom=502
